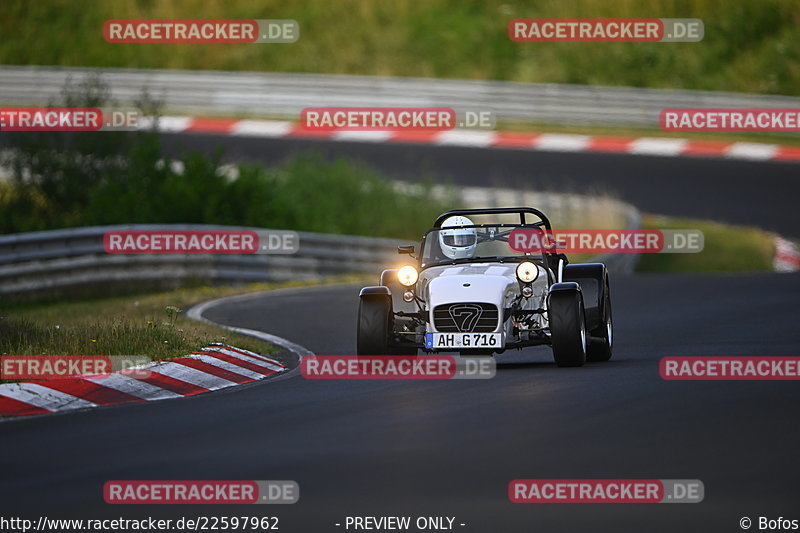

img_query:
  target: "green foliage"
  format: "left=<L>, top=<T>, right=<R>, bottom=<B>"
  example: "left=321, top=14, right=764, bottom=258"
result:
left=1, top=0, right=798, bottom=95
left=0, top=146, right=448, bottom=239
left=0, top=277, right=363, bottom=362
left=0, top=78, right=451, bottom=239
left=636, top=215, right=775, bottom=273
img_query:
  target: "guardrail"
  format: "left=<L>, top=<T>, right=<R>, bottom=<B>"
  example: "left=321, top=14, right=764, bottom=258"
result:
left=0, top=225, right=408, bottom=295
left=1, top=66, right=798, bottom=127
left=0, top=189, right=641, bottom=296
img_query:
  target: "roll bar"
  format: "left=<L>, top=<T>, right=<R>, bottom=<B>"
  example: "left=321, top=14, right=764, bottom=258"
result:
left=433, top=207, right=552, bottom=231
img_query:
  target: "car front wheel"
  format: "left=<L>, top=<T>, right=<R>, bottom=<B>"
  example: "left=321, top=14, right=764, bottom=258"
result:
left=549, top=290, right=587, bottom=367
left=357, top=297, right=392, bottom=355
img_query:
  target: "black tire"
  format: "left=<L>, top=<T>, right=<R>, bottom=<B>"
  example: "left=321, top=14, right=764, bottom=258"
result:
left=549, top=290, right=587, bottom=367
left=587, top=278, right=613, bottom=362
left=357, top=297, right=392, bottom=355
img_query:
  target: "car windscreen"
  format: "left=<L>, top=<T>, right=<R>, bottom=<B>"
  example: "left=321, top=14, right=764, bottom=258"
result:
left=421, top=225, right=542, bottom=268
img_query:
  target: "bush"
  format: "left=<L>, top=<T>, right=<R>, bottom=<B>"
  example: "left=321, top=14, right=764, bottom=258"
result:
left=0, top=78, right=451, bottom=239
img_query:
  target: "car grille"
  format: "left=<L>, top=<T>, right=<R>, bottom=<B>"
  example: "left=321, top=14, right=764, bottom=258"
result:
left=433, top=303, right=499, bottom=333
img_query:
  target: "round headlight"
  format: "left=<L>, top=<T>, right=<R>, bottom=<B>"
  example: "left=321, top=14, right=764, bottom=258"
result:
left=516, top=261, right=538, bottom=283
left=397, top=265, right=419, bottom=287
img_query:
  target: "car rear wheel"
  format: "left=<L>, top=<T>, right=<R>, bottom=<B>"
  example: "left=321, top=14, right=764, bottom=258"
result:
left=357, top=297, right=392, bottom=355
left=549, top=290, right=587, bottom=367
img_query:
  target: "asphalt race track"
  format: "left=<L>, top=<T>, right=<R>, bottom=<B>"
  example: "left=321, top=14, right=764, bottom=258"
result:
left=158, top=133, right=800, bottom=238
left=2, top=132, right=799, bottom=531
left=2, top=273, right=799, bottom=532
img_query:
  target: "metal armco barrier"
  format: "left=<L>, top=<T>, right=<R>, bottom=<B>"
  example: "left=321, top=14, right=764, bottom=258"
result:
left=0, top=189, right=641, bottom=295
left=0, top=225, right=407, bottom=295
left=1, top=66, right=797, bottom=127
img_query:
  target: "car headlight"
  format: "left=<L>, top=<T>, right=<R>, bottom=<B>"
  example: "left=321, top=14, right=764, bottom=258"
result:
left=397, top=265, right=419, bottom=287
left=516, top=261, right=538, bottom=283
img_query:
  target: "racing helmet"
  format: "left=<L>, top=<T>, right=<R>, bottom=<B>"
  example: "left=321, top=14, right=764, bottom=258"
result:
left=439, top=216, right=477, bottom=260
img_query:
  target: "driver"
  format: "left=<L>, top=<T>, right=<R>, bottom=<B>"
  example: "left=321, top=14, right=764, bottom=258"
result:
left=439, top=216, right=477, bottom=259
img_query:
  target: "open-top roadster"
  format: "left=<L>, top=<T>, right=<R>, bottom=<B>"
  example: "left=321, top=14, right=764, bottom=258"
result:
left=357, top=207, right=612, bottom=367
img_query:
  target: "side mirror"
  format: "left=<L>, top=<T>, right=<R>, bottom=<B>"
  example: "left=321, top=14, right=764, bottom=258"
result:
left=397, top=245, right=415, bottom=255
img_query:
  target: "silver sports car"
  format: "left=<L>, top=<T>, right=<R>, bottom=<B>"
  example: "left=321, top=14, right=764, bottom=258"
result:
left=357, top=207, right=612, bottom=367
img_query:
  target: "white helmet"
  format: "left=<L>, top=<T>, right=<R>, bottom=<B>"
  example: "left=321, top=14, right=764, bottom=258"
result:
left=439, top=216, right=477, bottom=260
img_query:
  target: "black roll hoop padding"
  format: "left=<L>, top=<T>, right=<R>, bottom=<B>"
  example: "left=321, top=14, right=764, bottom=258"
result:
left=433, top=207, right=552, bottom=231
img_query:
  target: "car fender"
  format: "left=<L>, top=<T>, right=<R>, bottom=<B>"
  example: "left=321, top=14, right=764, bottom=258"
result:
left=563, top=263, right=607, bottom=331
left=547, top=282, right=584, bottom=313
left=359, top=286, right=392, bottom=299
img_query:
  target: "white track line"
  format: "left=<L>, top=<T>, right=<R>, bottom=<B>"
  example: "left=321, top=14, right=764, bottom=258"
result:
left=434, top=130, right=496, bottom=147
left=231, top=120, right=294, bottom=137
left=333, top=130, right=393, bottom=142
left=187, top=289, right=315, bottom=358
left=725, top=142, right=780, bottom=160
left=532, top=134, right=591, bottom=152
left=629, top=138, right=689, bottom=156
left=138, top=116, right=193, bottom=132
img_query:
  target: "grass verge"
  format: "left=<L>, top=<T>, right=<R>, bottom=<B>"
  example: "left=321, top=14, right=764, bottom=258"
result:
left=2, top=0, right=798, bottom=96
left=0, top=276, right=369, bottom=377
left=636, top=215, right=775, bottom=273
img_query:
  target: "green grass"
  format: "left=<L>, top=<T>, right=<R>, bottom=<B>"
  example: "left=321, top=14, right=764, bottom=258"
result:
left=636, top=215, right=775, bottom=272
left=0, top=276, right=368, bottom=373
left=2, top=0, right=798, bottom=95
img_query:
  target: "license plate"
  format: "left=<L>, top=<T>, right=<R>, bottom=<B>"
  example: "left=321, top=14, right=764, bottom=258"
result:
left=425, top=332, right=503, bottom=349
